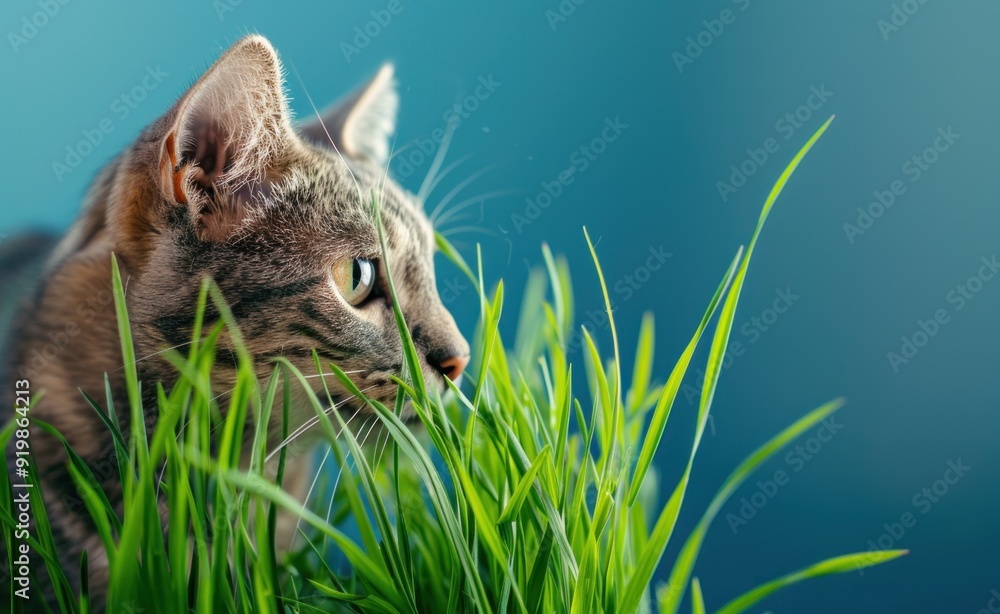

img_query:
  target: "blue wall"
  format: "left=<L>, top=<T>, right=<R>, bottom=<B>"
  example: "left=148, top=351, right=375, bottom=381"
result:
left=2, top=1, right=997, bottom=611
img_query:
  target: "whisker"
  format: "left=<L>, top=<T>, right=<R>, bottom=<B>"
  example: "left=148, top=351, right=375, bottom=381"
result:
left=290, top=443, right=333, bottom=551
left=288, top=61, right=365, bottom=208
left=373, top=421, right=392, bottom=471
left=417, top=114, right=460, bottom=205
left=319, top=414, right=376, bottom=551
left=357, top=413, right=381, bottom=448
left=428, top=165, right=496, bottom=224
left=387, top=140, right=418, bottom=162
left=264, top=384, right=377, bottom=463
left=442, top=225, right=504, bottom=239
left=290, top=405, right=365, bottom=549
left=299, top=369, right=367, bottom=379
left=426, top=156, right=473, bottom=220
left=168, top=367, right=374, bottom=478
left=434, top=189, right=518, bottom=229
left=110, top=339, right=199, bottom=373
left=209, top=369, right=366, bottom=403
left=377, top=132, right=400, bottom=216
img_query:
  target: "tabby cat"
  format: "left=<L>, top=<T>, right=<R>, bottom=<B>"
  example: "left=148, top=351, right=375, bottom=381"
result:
left=1, top=35, right=469, bottom=604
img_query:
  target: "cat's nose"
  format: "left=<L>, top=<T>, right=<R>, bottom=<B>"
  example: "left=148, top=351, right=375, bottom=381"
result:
left=429, top=352, right=469, bottom=382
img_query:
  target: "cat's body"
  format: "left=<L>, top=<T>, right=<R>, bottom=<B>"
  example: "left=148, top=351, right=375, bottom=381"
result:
left=1, top=36, right=468, bottom=606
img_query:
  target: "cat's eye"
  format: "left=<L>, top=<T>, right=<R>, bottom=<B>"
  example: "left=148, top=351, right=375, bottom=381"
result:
left=332, top=257, right=376, bottom=305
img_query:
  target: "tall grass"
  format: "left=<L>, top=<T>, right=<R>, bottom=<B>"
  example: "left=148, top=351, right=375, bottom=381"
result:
left=1, top=117, right=904, bottom=613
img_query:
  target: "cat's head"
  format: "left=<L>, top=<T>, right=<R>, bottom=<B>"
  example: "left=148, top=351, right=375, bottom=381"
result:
left=101, top=35, right=469, bottom=427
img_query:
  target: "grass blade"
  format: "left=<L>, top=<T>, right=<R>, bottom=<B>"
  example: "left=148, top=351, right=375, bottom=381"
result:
left=626, top=248, right=741, bottom=508
left=715, top=550, right=908, bottom=614
left=497, top=446, right=552, bottom=525
left=660, top=399, right=844, bottom=611
left=691, top=578, right=705, bottom=614
left=622, top=117, right=836, bottom=614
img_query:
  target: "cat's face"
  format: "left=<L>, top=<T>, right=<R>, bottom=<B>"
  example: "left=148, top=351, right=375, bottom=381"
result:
left=103, top=36, right=468, bottom=429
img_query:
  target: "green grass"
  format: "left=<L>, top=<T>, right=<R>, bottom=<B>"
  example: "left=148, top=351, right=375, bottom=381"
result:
left=1, top=117, right=905, bottom=613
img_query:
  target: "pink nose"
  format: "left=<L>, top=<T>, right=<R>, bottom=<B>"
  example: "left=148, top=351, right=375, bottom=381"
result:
left=434, top=354, right=469, bottom=381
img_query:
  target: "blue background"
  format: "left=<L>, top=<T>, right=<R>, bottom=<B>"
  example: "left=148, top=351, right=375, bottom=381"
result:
left=2, top=1, right=998, bottom=611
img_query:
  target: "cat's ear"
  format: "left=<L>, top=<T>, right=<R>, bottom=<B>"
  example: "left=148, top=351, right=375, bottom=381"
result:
left=298, top=64, right=398, bottom=168
left=157, top=35, right=294, bottom=240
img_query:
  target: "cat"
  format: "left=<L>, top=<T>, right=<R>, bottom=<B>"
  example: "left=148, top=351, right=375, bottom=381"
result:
left=1, top=35, right=469, bottom=606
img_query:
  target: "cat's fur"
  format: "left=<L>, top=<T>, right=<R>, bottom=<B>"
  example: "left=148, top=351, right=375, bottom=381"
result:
left=1, top=35, right=469, bottom=605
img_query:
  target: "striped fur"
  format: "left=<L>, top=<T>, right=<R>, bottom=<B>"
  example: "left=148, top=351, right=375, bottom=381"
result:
left=1, top=36, right=468, bottom=606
